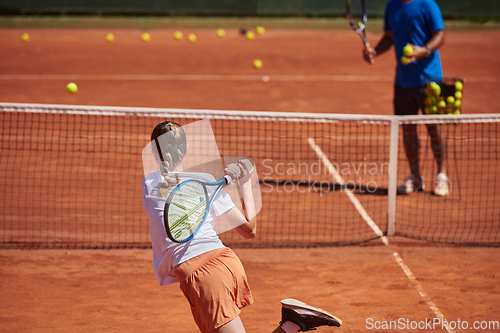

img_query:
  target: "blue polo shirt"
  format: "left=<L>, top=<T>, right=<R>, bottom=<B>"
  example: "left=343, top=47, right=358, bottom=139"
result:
left=384, top=0, right=444, bottom=88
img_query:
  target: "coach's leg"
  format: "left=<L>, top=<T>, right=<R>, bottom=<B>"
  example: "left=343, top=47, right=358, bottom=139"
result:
left=402, top=124, right=421, bottom=178
left=427, top=124, right=447, bottom=174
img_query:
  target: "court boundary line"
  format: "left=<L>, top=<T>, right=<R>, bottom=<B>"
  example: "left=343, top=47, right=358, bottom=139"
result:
left=0, top=74, right=497, bottom=82
left=307, top=137, right=455, bottom=333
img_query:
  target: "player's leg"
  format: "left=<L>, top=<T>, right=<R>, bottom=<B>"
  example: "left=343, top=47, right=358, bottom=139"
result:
left=394, top=85, right=424, bottom=194
left=214, top=316, right=246, bottom=333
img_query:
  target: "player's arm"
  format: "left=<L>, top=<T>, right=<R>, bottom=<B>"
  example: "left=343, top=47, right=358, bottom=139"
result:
left=406, top=30, right=444, bottom=62
left=363, top=31, right=393, bottom=63
left=223, top=160, right=257, bottom=239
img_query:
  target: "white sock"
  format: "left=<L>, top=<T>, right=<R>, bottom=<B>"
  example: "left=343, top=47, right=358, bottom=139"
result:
left=280, top=321, right=301, bottom=333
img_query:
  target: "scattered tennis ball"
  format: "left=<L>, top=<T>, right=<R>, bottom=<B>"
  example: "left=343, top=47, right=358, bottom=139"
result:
left=446, top=96, right=455, bottom=104
left=21, top=33, right=30, bottom=42
left=454, top=100, right=462, bottom=108
left=454, top=91, right=462, bottom=100
left=141, top=32, right=151, bottom=42
left=253, top=59, right=263, bottom=69
left=455, top=81, right=463, bottom=91
left=256, top=26, right=265, bottom=34
left=401, top=56, right=412, bottom=65
left=66, top=82, right=78, bottom=94
left=438, top=100, right=446, bottom=108
left=188, top=33, right=197, bottom=42
left=217, top=29, right=225, bottom=37
left=174, top=31, right=183, bottom=40
left=105, top=33, right=115, bottom=42
left=403, top=44, right=414, bottom=56
left=246, top=31, right=255, bottom=40
left=454, top=109, right=461, bottom=115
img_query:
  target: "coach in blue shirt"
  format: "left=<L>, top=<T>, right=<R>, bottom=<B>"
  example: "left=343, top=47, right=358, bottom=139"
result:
left=364, top=0, right=449, bottom=196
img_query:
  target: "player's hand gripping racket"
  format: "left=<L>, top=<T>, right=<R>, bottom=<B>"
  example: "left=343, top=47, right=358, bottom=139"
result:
left=164, top=174, right=233, bottom=243
left=346, top=0, right=374, bottom=64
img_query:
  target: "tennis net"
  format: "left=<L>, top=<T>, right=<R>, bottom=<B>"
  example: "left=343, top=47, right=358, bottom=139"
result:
left=0, top=103, right=498, bottom=248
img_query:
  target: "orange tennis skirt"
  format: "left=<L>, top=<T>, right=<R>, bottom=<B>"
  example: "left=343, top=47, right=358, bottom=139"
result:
left=175, top=247, right=254, bottom=333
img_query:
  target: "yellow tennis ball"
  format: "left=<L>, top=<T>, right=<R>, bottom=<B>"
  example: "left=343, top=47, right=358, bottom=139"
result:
left=431, top=106, right=438, bottom=114
left=455, top=81, right=463, bottom=91
left=401, top=56, right=412, bottom=65
left=454, top=109, right=461, bottom=115
left=21, top=33, right=30, bottom=42
left=253, top=59, right=263, bottom=69
left=403, top=45, right=414, bottom=56
left=246, top=31, right=255, bottom=40
left=66, top=82, right=78, bottom=93
left=217, top=29, right=225, bottom=37
left=438, top=100, right=446, bottom=108
left=454, top=100, right=462, bottom=108
left=188, top=33, right=197, bottom=42
left=454, top=91, right=462, bottom=100
left=105, top=33, right=114, bottom=42
left=256, top=26, right=265, bottom=34
left=141, top=32, right=151, bottom=42
left=174, top=31, right=183, bottom=40
left=446, top=96, right=455, bottom=104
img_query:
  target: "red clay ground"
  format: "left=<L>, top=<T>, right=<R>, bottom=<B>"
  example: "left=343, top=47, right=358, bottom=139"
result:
left=1, top=26, right=499, bottom=332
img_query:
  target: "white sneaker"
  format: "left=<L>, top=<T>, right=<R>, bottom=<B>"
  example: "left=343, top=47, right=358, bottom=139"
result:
left=434, top=173, right=449, bottom=196
left=397, top=174, right=424, bottom=194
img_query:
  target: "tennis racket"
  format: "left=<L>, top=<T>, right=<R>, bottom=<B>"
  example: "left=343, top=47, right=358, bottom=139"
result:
left=164, top=174, right=233, bottom=243
left=346, top=0, right=374, bottom=64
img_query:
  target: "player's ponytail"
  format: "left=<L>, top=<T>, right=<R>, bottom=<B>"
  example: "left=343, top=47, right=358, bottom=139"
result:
left=150, top=121, right=187, bottom=197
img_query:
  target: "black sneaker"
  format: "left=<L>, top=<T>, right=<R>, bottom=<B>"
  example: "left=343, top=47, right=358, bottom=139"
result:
left=280, top=298, right=342, bottom=332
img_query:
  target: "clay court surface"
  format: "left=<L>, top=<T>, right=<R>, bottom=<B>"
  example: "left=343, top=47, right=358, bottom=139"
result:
left=1, top=25, right=500, bottom=332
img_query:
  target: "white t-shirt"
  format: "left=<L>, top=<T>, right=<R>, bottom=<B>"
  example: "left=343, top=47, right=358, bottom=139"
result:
left=142, top=171, right=235, bottom=286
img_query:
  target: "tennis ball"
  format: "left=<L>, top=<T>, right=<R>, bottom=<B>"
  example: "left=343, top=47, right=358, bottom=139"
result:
left=358, top=21, right=362, bottom=28
left=174, top=31, right=183, bottom=40
left=105, top=33, right=115, bottom=42
left=424, top=106, right=431, bottom=114
left=246, top=31, right=255, bottom=40
left=430, top=82, right=441, bottom=96
left=217, top=29, right=225, bottom=37
left=401, top=56, right=412, bottom=65
left=438, top=100, right=446, bottom=108
left=454, top=109, right=461, bottom=115
left=253, top=59, right=263, bottom=69
left=454, top=91, right=462, bottom=100
left=141, top=32, right=151, bottom=42
left=188, top=33, right=197, bottom=42
left=446, top=96, right=455, bottom=104
left=66, top=82, right=78, bottom=93
left=256, top=26, right=265, bottom=34
left=431, top=106, right=438, bottom=114
left=455, top=81, right=463, bottom=91
left=454, top=100, right=462, bottom=108
left=21, top=33, right=30, bottom=42
left=403, top=45, right=414, bottom=56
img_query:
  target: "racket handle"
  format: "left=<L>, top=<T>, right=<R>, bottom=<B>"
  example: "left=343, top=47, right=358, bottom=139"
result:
left=365, top=43, right=375, bottom=64
left=224, top=175, right=233, bottom=185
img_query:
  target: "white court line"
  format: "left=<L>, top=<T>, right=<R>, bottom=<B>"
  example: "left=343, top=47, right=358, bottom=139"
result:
left=0, top=74, right=497, bottom=83
left=307, top=137, right=455, bottom=333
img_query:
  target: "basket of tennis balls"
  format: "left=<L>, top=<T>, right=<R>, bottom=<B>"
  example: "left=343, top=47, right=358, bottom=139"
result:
left=424, top=78, right=465, bottom=115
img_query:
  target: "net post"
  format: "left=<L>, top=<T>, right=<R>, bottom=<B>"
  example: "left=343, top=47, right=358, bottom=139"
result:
left=387, top=117, right=399, bottom=236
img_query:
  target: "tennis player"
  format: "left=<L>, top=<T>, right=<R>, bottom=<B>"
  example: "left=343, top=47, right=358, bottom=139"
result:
left=363, top=0, right=449, bottom=196
left=141, top=121, right=342, bottom=333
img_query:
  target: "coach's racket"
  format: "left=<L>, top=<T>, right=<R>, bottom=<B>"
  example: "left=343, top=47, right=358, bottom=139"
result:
left=346, top=0, right=374, bottom=64
left=164, top=174, right=233, bottom=243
